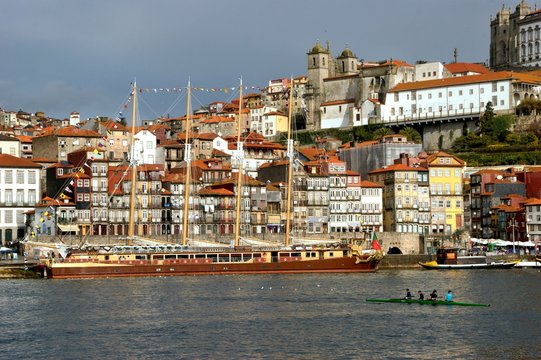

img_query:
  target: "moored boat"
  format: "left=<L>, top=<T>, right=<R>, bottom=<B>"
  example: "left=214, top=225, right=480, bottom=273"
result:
left=44, top=244, right=382, bottom=278
left=514, top=259, right=541, bottom=268
left=418, top=247, right=517, bottom=270
left=366, top=298, right=490, bottom=307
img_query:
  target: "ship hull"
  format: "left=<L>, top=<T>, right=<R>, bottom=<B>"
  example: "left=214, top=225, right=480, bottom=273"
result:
left=46, top=256, right=379, bottom=279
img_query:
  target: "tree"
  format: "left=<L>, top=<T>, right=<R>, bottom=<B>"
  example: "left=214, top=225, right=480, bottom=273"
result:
left=372, top=126, right=394, bottom=140
left=398, top=127, right=422, bottom=143
left=479, top=102, right=495, bottom=135
left=488, top=115, right=514, bottom=142
left=479, top=102, right=513, bottom=142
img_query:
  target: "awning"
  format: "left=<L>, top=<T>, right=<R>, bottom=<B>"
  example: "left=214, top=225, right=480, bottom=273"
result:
left=58, top=224, right=79, bottom=233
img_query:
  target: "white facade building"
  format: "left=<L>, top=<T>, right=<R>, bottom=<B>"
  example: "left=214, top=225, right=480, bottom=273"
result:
left=133, top=130, right=157, bottom=165
left=320, top=99, right=356, bottom=129
left=0, top=154, right=41, bottom=244
left=250, top=106, right=277, bottom=133
left=0, top=135, right=21, bottom=157
left=525, top=199, right=541, bottom=245
left=69, top=112, right=81, bottom=126
left=381, top=72, right=541, bottom=123
left=519, top=9, right=541, bottom=67
left=414, top=62, right=450, bottom=81
left=360, top=180, right=383, bottom=233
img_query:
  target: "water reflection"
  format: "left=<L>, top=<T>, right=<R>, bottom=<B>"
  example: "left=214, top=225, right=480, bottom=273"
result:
left=0, top=270, right=540, bottom=359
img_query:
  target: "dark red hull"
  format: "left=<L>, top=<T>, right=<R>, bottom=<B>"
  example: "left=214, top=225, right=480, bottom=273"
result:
left=47, top=256, right=379, bottom=279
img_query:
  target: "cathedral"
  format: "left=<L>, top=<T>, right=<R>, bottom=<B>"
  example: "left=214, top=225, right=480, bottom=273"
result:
left=489, top=1, right=541, bottom=70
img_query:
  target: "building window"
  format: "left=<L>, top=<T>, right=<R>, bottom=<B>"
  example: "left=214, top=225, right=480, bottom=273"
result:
left=28, top=171, right=36, bottom=184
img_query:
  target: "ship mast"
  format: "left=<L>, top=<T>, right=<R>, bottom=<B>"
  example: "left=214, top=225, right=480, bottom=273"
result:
left=182, top=80, right=192, bottom=246
left=284, top=78, right=294, bottom=247
left=128, top=81, right=138, bottom=245
left=234, top=78, right=244, bottom=248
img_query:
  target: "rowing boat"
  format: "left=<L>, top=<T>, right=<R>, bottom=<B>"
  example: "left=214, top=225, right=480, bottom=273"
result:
left=366, top=298, right=490, bottom=307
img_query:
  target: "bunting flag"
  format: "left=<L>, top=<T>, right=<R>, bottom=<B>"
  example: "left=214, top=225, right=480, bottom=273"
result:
left=75, top=173, right=80, bottom=179
left=93, top=149, right=99, bottom=155
left=64, top=187, right=72, bottom=193
left=69, top=180, right=75, bottom=186
left=137, top=85, right=264, bottom=94
left=84, top=163, right=90, bottom=168
left=44, top=211, right=49, bottom=216
left=59, top=194, right=67, bottom=199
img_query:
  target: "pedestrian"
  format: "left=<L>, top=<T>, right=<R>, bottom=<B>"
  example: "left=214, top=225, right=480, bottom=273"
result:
left=445, top=290, right=453, bottom=302
left=418, top=290, right=424, bottom=300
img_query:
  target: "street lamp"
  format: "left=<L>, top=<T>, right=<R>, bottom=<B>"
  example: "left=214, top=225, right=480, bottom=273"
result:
left=508, top=215, right=518, bottom=254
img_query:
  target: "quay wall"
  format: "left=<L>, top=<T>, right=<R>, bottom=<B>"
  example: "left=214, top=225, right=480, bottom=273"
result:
left=379, top=254, right=432, bottom=269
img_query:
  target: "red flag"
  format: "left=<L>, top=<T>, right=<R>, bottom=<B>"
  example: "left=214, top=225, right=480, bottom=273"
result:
left=371, top=232, right=381, bottom=251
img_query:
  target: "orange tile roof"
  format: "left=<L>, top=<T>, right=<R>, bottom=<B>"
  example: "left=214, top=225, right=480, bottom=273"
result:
left=444, top=62, right=489, bottom=75
left=426, top=151, right=465, bottom=166
left=389, top=71, right=541, bottom=93
left=320, top=99, right=355, bottom=107
left=15, top=135, right=33, bottom=143
left=200, top=116, right=235, bottom=124
left=194, top=133, right=219, bottom=141
left=524, top=198, right=541, bottom=206
left=198, top=188, right=235, bottom=196
left=369, top=164, right=420, bottom=174
left=361, top=180, right=383, bottom=188
left=54, top=126, right=101, bottom=138
left=0, top=154, right=42, bottom=168
left=259, top=160, right=289, bottom=169
left=102, top=120, right=127, bottom=131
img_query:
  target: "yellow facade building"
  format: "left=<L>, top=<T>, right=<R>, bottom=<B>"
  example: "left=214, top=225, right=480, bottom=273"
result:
left=426, top=151, right=465, bottom=236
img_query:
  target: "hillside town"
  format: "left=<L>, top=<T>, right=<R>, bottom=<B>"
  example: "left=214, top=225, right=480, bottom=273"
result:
left=3, top=1, right=541, bottom=256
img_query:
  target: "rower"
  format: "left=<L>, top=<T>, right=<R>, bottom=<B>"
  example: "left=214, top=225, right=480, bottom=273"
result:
left=405, top=288, right=413, bottom=299
left=418, top=290, right=424, bottom=300
left=445, top=290, right=453, bottom=302
left=430, top=290, right=438, bottom=301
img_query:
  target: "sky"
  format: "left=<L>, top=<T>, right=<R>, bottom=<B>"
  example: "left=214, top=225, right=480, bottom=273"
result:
left=0, top=0, right=512, bottom=123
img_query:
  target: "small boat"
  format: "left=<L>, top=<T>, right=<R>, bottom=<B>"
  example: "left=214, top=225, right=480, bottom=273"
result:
left=418, top=248, right=517, bottom=270
left=514, top=259, right=541, bottom=268
left=366, top=298, right=490, bottom=307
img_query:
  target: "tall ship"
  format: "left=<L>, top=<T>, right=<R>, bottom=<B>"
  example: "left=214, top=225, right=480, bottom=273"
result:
left=42, top=80, right=382, bottom=279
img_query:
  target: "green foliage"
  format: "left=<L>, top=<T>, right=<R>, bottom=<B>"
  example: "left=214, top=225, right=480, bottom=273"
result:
left=516, top=98, right=541, bottom=116
left=398, top=127, right=422, bottom=143
left=452, top=132, right=488, bottom=152
left=488, top=115, right=514, bottom=142
left=372, top=127, right=395, bottom=140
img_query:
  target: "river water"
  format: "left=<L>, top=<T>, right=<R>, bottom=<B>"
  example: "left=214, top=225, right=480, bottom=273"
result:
left=1, top=269, right=540, bottom=360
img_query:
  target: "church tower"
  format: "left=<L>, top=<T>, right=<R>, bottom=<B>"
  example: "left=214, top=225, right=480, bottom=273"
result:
left=490, top=1, right=531, bottom=69
left=337, top=46, right=357, bottom=75
left=306, top=41, right=333, bottom=130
